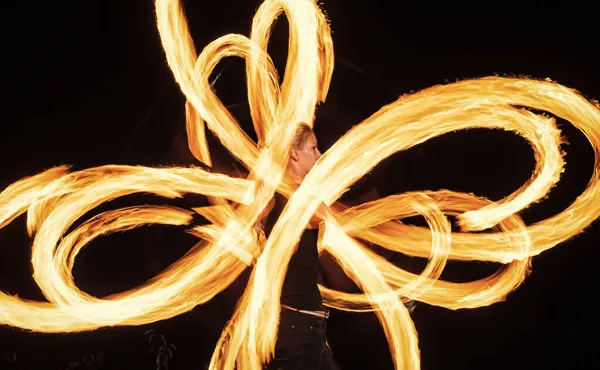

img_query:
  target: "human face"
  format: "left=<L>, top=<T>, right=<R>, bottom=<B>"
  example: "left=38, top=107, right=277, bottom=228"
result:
left=291, top=132, right=321, bottom=179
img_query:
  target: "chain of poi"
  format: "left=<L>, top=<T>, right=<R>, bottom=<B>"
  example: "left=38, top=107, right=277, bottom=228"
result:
left=1, top=0, right=600, bottom=369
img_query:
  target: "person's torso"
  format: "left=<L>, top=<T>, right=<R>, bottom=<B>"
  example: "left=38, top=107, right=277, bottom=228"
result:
left=280, top=228, right=322, bottom=310
left=264, top=195, right=323, bottom=310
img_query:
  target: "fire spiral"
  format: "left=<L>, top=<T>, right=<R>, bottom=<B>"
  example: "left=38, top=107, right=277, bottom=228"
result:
left=1, top=0, right=600, bottom=369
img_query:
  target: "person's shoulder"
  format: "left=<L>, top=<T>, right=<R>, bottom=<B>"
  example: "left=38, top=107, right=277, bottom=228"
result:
left=264, top=194, right=287, bottom=233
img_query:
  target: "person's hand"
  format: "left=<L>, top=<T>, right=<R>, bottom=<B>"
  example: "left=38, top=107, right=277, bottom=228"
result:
left=309, top=201, right=329, bottom=228
left=404, top=300, right=417, bottom=314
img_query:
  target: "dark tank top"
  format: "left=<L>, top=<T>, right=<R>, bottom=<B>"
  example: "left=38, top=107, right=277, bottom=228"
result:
left=263, top=194, right=323, bottom=310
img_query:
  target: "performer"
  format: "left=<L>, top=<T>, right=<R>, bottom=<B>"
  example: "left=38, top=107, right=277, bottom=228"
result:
left=263, top=122, right=340, bottom=370
left=157, top=117, right=413, bottom=368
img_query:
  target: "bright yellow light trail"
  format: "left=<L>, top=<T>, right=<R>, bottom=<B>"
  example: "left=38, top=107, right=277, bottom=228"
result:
left=1, top=1, right=599, bottom=369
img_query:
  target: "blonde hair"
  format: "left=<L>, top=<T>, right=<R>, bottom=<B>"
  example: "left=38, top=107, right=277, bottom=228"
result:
left=254, top=123, right=313, bottom=233
left=291, top=122, right=313, bottom=150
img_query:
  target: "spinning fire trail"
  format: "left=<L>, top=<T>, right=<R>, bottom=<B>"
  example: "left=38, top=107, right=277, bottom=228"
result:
left=1, top=0, right=600, bottom=369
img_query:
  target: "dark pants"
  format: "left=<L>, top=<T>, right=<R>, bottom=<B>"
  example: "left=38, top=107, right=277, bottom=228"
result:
left=265, top=307, right=340, bottom=370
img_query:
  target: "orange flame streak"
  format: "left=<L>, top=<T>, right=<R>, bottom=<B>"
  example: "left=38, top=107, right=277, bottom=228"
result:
left=1, top=0, right=599, bottom=369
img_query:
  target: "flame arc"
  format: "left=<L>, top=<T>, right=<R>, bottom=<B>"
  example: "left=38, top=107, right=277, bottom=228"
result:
left=1, top=1, right=599, bottom=369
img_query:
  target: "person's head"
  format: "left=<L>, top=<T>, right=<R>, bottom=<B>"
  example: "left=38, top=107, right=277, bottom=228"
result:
left=288, top=123, right=321, bottom=180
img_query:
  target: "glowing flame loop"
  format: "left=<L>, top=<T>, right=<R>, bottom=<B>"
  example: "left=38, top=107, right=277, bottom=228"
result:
left=1, top=0, right=600, bottom=369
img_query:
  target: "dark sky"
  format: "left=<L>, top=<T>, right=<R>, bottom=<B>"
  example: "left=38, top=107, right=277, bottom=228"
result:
left=1, top=1, right=598, bottom=369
